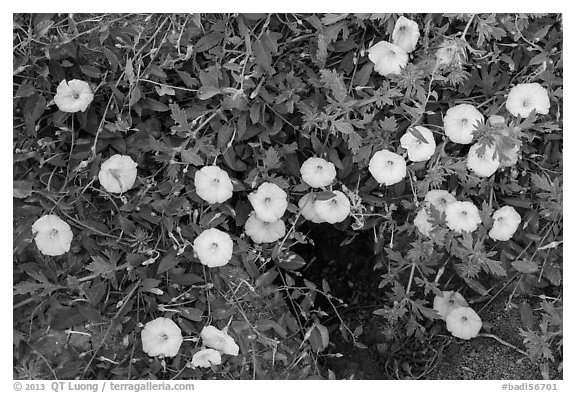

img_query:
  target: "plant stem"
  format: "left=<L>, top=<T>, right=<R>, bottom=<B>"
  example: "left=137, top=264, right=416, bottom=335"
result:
left=477, top=333, right=528, bottom=356
left=406, top=262, right=417, bottom=297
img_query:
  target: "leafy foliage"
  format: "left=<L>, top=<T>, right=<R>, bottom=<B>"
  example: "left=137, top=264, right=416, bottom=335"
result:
left=13, top=13, right=562, bottom=380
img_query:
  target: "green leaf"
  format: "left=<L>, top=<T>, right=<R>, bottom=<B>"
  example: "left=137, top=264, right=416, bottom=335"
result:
left=253, top=40, right=272, bottom=72
left=86, top=257, right=117, bottom=279
left=80, top=64, right=101, bottom=78
left=333, top=119, right=354, bottom=134
left=263, top=147, right=281, bottom=170
left=157, top=250, right=179, bottom=275
left=275, top=251, right=306, bottom=271
left=408, top=127, right=430, bottom=144
left=181, top=149, right=204, bottom=165
left=24, top=93, right=46, bottom=135
left=179, top=308, right=203, bottom=322
left=195, top=31, right=223, bottom=53
left=128, top=85, right=142, bottom=106
left=512, top=259, right=539, bottom=274
left=320, top=69, right=347, bottom=102
left=13, top=180, right=33, bottom=198
left=347, top=131, right=363, bottom=155
left=142, top=98, right=170, bottom=112
left=197, top=85, right=221, bottom=100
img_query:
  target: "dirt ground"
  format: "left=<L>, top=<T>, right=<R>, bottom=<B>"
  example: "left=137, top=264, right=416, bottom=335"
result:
left=297, top=223, right=562, bottom=380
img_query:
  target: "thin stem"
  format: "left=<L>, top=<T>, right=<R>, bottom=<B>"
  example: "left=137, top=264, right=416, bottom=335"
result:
left=477, top=333, right=528, bottom=356
left=461, top=14, right=476, bottom=41
left=405, top=262, right=417, bottom=297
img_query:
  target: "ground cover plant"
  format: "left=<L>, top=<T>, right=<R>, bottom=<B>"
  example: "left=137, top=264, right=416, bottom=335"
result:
left=13, top=13, right=562, bottom=380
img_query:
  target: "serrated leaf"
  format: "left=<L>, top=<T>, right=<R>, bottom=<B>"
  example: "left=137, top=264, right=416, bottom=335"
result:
left=347, top=131, right=362, bottom=155
left=181, top=149, right=204, bottom=165
left=512, top=259, right=539, bottom=274
left=14, top=281, right=60, bottom=296
left=320, top=69, right=347, bottom=102
left=333, top=119, right=354, bottom=135
left=264, top=147, right=281, bottom=170
left=86, top=256, right=116, bottom=277
left=482, top=257, right=506, bottom=276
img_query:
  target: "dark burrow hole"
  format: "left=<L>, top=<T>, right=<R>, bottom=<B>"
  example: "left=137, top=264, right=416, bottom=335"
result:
left=292, top=222, right=380, bottom=306
left=289, top=222, right=400, bottom=378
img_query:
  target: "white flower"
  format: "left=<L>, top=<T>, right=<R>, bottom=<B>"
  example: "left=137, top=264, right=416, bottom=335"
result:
left=425, top=190, right=456, bottom=213
left=433, top=291, right=469, bottom=320
left=313, top=190, right=351, bottom=224
left=193, top=228, right=234, bottom=268
left=98, top=154, right=138, bottom=193
left=300, top=157, right=337, bottom=188
left=443, top=104, right=484, bottom=144
left=506, top=83, right=550, bottom=118
left=298, top=193, right=325, bottom=223
left=200, top=325, right=240, bottom=356
left=467, top=143, right=500, bottom=178
left=141, top=317, right=183, bottom=358
left=191, top=348, right=222, bottom=368
left=368, top=149, right=407, bottom=186
left=400, top=126, right=436, bottom=162
left=446, top=307, right=482, bottom=340
left=489, top=206, right=521, bottom=241
left=392, top=16, right=420, bottom=53
left=436, top=41, right=459, bottom=66
left=54, top=79, right=94, bottom=113
left=367, top=41, right=409, bottom=77
left=414, top=208, right=433, bottom=236
left=32, top=214, right=73, bottom=256
left=445, top=201, right=482, bottom=233
left=248, top=182, right=288, bottom=222
left=194, top=166, right=233, bottom=204
left=244, top=213, right=286, bottom=244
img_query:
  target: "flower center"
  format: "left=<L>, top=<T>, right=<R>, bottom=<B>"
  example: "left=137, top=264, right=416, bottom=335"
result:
left=461, top=118, right=468, bottom=125
left=316, top=165, right=323, bottom=171
left=212, top=178, right=220, bottom=185
left=48, top=229, right=59, bottom=238
left=399, top=25, right=406, bottom=32
left=264, top=197, right=271, bottom=205
left=72, top=92, right=80, bottom=100
left=330, top=199, right=338, bottom=206
left=160, top=333, right=169, bottom=341
left=211, top=242, right=219, bottom=251
left=497, top=216, right=504, bottom=222
left=460, top=211, right=468, bottom=216
left=461, top=316, right=468, bottom=322
left=522, top=100, right=530, bottom=107
left=387, top=160, right=394, bottom=166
